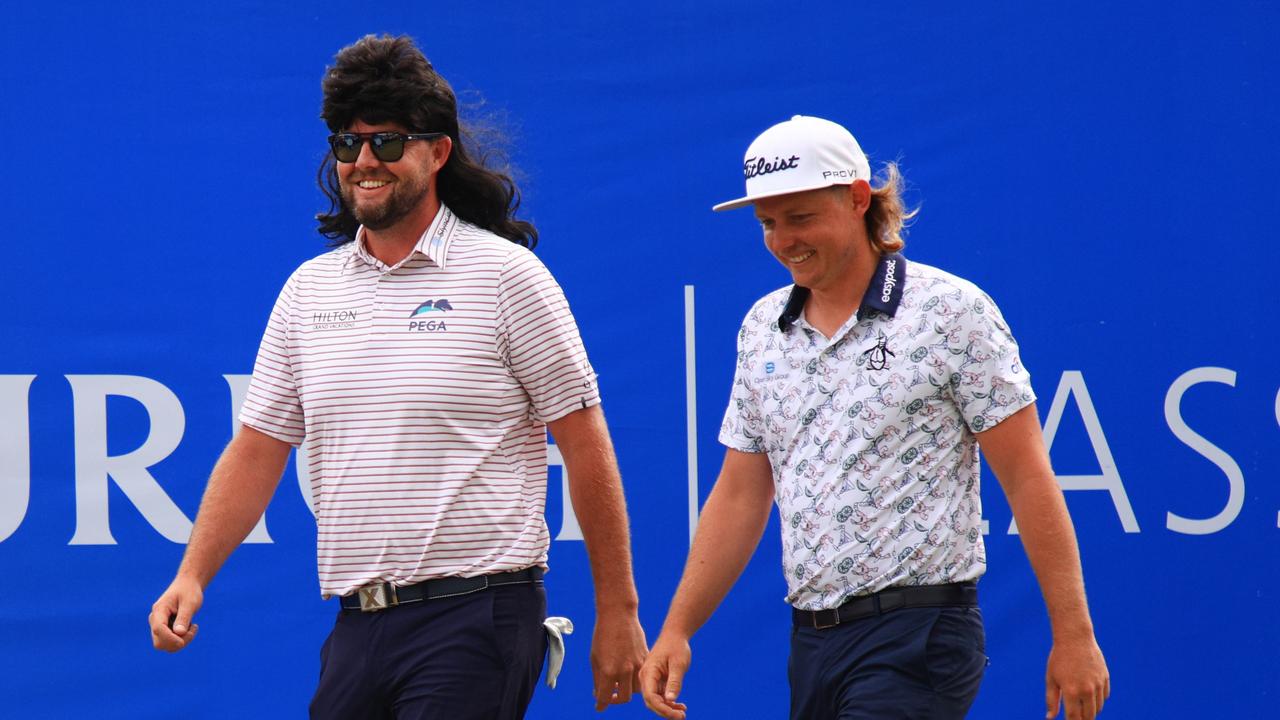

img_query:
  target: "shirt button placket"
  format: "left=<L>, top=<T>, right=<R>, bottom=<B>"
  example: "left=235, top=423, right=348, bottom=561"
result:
left=372, top=271, right=388, bottom=340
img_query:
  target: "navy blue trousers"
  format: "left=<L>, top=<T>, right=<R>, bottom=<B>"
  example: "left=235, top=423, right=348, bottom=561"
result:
left=310, top=583, right=548, bottom=720
left=789, top=607, right=987, bottom=719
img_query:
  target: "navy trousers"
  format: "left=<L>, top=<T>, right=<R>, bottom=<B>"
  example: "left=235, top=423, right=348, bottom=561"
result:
left=310, top=583, right=548, bottom=720
left=789, top=606, right=987, bottom=719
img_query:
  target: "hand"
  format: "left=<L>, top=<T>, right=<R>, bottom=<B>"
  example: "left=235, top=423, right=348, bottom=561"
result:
left=149, top=576, right=204, bottom=652
left=590, top=609, right=648, bottom=711
left=1045, top=635, right=1110, bottom=719
left=638, top=633, right=691, bottom=719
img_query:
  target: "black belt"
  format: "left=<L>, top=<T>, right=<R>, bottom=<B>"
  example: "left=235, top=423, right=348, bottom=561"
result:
left=340, top=567, right=544, bottom=612
left=793, top=582, right=977, bottom=629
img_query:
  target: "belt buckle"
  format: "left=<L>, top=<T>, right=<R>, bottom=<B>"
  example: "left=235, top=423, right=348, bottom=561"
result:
left=811, top=608, right=840, bottom=630
left=358, top=583, right=399, bottom=612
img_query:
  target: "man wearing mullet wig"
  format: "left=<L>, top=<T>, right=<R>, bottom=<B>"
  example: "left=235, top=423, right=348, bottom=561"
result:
left=149, top=34, right=647, bottom=719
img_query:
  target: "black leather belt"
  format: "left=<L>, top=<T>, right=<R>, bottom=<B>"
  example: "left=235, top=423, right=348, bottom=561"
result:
left=793, top=582, right=977, bottom=629
left=340, top=567, right=544, bottom=612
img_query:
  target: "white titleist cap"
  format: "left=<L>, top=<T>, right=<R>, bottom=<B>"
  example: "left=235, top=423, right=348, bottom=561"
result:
left=712, top=115, right=871, bottom=212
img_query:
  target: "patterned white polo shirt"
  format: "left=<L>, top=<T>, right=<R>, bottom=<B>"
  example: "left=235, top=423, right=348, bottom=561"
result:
left=719, top=254, right=1036, bottom=611
left=239, top=205, right=599, bottom=599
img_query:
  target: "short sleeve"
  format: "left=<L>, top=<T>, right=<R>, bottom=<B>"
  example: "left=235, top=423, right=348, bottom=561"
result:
left=718, top=317, right=767, bottom=453
left=496, top=248, right=600, bottom=423
left=238, top=275, right=306, bottom=445
left=946, top=290, right=1036, bottom=433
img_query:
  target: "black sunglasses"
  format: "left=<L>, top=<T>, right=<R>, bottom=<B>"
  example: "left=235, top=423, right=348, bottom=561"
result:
left=327, top=131, right=446, bottom=163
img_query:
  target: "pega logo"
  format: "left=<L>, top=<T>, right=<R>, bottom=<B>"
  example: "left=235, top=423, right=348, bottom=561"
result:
left=744, top=154, right=800, bottom=179
left=411, top=299, right=454, bottom=315
left=880, top=260, right=898, bottom=303
left=408, top=299, right=453, bottom=332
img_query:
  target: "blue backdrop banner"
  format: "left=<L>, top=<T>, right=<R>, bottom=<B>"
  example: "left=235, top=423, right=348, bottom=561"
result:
left=1, top=2, right=1277, bottom=717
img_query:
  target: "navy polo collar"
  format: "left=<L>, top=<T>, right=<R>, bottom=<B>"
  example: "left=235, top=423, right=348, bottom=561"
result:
left=777, top=252, right=907, bottom=332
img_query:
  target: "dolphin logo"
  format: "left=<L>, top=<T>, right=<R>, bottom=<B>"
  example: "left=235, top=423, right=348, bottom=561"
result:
left=410, top=299, right=454, bottom=317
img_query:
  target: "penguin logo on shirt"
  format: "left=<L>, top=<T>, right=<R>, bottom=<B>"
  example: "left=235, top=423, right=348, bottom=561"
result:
left=863, top=334, right=895, bottom=371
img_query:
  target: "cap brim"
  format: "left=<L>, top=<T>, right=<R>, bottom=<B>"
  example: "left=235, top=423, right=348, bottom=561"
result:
left=711, top=179, right=853, bottom=212
left=710, top=196, right=755, bottom=212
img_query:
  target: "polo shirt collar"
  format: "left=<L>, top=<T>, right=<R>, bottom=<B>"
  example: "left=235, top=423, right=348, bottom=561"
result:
left=777, top=252, right=907, bottom=332
left=346, top=203, right=459, bottom=270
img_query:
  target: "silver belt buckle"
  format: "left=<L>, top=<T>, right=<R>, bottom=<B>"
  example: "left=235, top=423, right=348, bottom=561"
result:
left=358, top=583, right=399, bottom=612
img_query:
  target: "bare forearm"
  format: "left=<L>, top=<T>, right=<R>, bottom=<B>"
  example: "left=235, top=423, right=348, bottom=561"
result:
left=177, top=425, right=291, bottom=588
left=660, top=450, right=775, bottom=640
left=564, top=447, right=640, bottom=611
left=1007, top=476, right=1095, bottom=638
left=981, top=405, right=1096, bottom=639
left=662, top=496, right=769, bottom=638
left=979, top=405, right=1110, bottom=715
left=549, top=406, right=649, bottom=708
left=551, top=406, right=639, bottom=611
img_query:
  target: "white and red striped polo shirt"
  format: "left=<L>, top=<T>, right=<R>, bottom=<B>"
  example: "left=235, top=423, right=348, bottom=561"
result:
left=239, top=205, right=599, bottom=599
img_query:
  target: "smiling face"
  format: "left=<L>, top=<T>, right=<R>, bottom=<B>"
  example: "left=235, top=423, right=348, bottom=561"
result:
left=336, top=119, right=450, bottom=232
left=753, top=182, right=874, bottom=294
